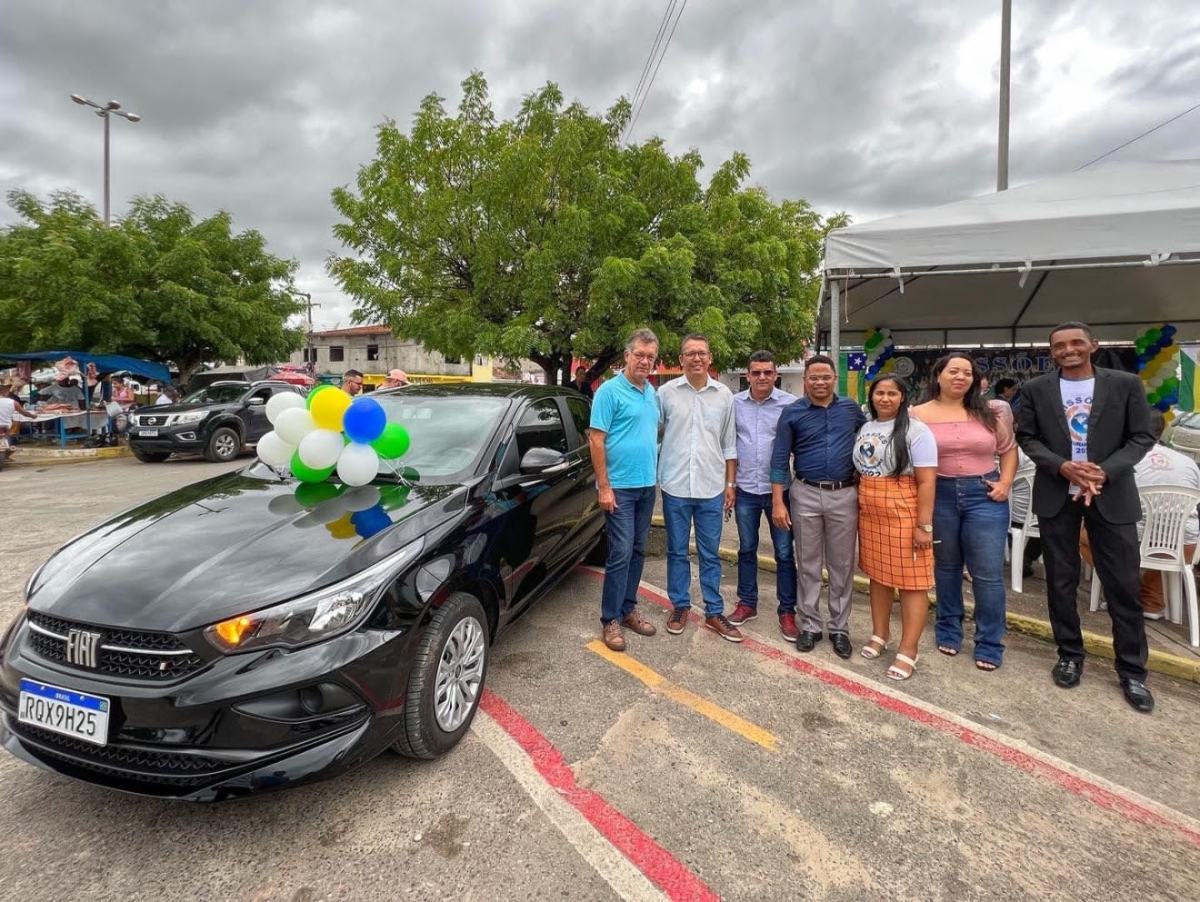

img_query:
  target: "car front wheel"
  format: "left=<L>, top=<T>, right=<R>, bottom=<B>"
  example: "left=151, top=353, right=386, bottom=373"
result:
left=392, top=591, right=489, bottom=759
left=204, top=426, right=241, bottom=462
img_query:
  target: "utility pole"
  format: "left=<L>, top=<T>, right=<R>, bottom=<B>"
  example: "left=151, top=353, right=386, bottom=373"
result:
left=292, top=291, right=319, bottom=374
left=997, top=0, right=1012, bottom=191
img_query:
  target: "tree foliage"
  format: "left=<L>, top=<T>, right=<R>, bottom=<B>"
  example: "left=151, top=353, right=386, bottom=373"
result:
left=329, top=72, right=845, bottom=385
left=0, top=190, right=304, bottom=381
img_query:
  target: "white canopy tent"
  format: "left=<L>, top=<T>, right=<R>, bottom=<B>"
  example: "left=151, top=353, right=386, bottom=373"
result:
left=817, top=160, right=1200, bottom=353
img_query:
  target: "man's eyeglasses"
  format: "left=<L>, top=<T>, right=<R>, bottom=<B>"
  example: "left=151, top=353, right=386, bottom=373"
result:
left=805, top=375, right=835, bottom=383
left=681, top=351, right=711, bottom=360
left=749, top=370, right=777, bottom=378
left=629, top=352, right=657, bottom=363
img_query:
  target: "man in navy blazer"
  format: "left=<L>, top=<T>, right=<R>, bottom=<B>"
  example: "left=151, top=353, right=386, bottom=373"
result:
left=1016, top=322, right=1155, bottom=712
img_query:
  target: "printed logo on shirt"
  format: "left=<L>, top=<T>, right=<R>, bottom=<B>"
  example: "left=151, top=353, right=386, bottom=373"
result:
left=1143, top=450, right=1172, bottom=472
left=854, top=432, right=889, bottom=477
left=1063, top=391, right=1091, bottom=457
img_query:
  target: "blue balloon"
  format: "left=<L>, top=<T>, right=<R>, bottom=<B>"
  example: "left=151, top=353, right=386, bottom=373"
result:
left=1163, top=324, right=1177, bottom=338
left=1155, top=399, right=1171, bottom=412
left=342, top=397, right=387, bottom=444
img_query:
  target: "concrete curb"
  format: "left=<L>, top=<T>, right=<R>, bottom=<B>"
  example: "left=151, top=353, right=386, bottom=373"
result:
left=7, top=446, right=132, bottom=468
left=648, top=515, right=1200, bottom=685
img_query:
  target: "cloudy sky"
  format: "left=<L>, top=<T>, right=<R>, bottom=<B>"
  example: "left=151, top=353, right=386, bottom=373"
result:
left=3, top=0, right=1199, bottom=330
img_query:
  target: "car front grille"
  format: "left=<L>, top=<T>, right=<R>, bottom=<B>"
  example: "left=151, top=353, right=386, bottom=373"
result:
left=137, top=414, right=168, bottom=427
left=24, top=612, right=206, bottom=681
left=9, top=720, right=221, bottom=788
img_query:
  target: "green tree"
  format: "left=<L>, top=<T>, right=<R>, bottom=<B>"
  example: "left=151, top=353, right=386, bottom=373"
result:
left=329, top=71, right=843, bottom=385
left=0, top=190, right=304, bottom=382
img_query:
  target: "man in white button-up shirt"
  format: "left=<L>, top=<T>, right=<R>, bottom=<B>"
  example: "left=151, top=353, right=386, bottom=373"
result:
left=658, top=334, right=741, bottom=641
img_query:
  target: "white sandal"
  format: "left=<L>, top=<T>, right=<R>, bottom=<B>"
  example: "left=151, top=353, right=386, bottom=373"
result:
left=886, top=653, right=918, bottom=681
left=860, top=634, right=890, bottom=659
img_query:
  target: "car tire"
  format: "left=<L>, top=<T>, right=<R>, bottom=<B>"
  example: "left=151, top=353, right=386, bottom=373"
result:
left=131, top=447, right=170, bottom=463
left=204, top=426, right=242, bottom=462
left=392, top=591, right=489, bottom=760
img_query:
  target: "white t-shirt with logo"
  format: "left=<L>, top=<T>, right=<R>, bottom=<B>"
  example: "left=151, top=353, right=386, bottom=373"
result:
left=1135, top=443, right=1200, bottom=544
left=853, top=418, right=937, bottom=477
left=1060, top=376, right=1094, bottom=494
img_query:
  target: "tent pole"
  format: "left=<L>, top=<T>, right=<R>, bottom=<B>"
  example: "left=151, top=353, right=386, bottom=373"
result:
left=830, top=280, right=841, bottom=366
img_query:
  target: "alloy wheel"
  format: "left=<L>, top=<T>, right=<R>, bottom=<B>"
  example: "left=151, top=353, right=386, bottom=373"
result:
left=433, top=616, right=486, bottom=732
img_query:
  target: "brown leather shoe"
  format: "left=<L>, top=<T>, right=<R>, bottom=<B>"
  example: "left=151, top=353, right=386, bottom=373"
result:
left=622, top=610, right=657, bottom=636
left=704, top=614, right=745, bottom=643
left=602, top=621, right=626, bottom=652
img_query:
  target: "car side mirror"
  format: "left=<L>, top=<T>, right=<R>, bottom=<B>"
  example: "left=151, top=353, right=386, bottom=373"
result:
left=247, top=397, right=266, bottom=407
left=519, top=447, right=568, bottom=475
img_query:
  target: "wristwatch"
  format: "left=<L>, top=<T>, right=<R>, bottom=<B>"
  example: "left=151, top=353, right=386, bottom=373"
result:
left=726, top=482, right=737, bottom=489
left=917, top=524, right=933, bottom=533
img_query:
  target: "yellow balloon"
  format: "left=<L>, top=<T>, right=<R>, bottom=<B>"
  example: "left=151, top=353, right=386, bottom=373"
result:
left=311, top=387, right=352, bottom=432
left=325, top=512, right=357, bottom=539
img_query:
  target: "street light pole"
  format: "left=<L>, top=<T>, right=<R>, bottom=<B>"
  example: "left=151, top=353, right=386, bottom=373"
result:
left=997, top=0, right=1012, bottom=191
left=70, top=94, right=141, bottom=224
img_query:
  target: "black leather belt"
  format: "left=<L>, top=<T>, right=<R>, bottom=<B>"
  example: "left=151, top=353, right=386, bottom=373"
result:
left=797, top=476, right=857, bottom=491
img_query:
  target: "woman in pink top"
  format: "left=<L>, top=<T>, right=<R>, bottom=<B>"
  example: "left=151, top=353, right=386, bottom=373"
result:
left=912, top=355, right=1017, bottom=670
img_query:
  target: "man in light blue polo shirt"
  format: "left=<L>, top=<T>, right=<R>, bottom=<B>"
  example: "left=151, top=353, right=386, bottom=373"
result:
left=589, top=328, right=662, bottom=652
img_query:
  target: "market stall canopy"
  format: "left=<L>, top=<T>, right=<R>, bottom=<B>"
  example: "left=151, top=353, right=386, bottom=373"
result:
left=818, top=160, right=1200, bottom=347
left=186, top=364, right=277, bottom=391
left=0, top=351, right=170, bottom=384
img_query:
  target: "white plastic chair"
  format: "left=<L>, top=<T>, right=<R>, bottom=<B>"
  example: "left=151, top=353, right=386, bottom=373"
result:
left=1008, top=471, right=1038, bottom=593
left=1088, top=485, right=1200, bottom=647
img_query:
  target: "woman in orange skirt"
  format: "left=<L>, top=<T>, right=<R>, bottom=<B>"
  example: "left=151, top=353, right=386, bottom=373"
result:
left=853, top=376, right=938, bottom=680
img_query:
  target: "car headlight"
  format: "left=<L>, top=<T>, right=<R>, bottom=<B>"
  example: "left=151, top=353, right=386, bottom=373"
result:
left=203, top=538, right=424, bottom=654
left=170, top=411, right=209, bottom=426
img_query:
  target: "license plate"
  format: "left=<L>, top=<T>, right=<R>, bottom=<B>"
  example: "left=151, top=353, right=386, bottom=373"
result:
left=137, top=429, right=159, bottom=437
left=18, top=679, right=110, bottom=747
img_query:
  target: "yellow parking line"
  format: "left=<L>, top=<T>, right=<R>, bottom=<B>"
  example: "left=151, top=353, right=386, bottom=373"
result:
left=586, top=640, right=779, bottom=752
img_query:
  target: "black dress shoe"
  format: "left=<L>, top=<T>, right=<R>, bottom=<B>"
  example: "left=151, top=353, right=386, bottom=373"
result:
left=1120, top=678, right=1155, bottom=713
left=830, top=633, right=853, bottom=659
left=1051, top=658, right=1083, bottom=688
left=795, top=631, right=823, bottom=653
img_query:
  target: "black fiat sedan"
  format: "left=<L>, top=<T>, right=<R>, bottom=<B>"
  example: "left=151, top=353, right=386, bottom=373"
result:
left=0, top=384, right=603, bottom=800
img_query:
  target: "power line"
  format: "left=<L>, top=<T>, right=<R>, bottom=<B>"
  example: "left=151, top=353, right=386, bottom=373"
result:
left=1076, top=100, right=1200, bottom=170
left=624, top=0, right=689, bottom=144
left=629, top=0, right=677, bottom=123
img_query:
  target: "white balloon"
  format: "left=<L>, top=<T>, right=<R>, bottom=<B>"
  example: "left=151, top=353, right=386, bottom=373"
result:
left=340, top=485, right=382, bottom=511
left=265, top=391, right=305, bottom=425
left=308, top=496, right=350, bottom=523
left=267, top=493, right=305, bottom=516
left=257, top=431, right=296, bottom=468
left=298, top=429, right=345, bottom=470
left=337, top=442, right=380, bottom=487
left=275, top=407, right=318, bottom=445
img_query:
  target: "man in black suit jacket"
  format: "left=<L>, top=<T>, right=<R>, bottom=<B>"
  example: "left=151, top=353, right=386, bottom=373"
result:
left=1015, top=322, right=1156, bottom=712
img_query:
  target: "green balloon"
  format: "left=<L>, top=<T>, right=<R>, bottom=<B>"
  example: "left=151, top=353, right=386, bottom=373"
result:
left=864, top=332, right=883, bottom=352
left=372, top=423, right=411, bottom=459
left=290, top=450, right=336, bottom=484
left=295, top=482, right=341, bottom=506
left=1145, top=328, right=1163, bottom=346
left=305, top=384, right=333, bottom=410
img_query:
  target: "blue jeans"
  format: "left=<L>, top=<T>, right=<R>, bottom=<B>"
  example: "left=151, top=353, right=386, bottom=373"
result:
left=600, top=486, right=657, bottom=625
left=662, top=491, right=725, bottom=617
left=933, top=473, right=1010, bottom=665
left=734, top=489, right=797, bottom=614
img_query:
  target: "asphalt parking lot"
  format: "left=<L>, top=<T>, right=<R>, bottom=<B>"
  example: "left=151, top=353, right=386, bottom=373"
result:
left=2, top=457, right=1198, bottom=901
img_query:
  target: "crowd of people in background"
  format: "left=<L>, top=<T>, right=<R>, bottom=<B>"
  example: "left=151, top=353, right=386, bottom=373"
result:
left=588, top=321, right=1166, bottom=715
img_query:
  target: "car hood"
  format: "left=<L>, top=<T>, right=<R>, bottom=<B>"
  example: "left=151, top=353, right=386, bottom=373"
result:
left=139, top=403, right=231, bottom=416
left=26, top=469, right=466, bottom=633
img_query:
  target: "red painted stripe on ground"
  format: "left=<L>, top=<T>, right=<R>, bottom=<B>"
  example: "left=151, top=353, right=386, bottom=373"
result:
left=480, top=689, right=720, bottom=902
left=577, top=567, right=1200, bottom=849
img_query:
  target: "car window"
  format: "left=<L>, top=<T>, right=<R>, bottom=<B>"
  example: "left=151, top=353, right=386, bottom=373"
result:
left=372, top=395, right=511, bottom=481
left=182, top=383, right=248, bottom=404
left=248, top=387, right=272, bottom=402
left=565, top=398, right=590, bottom=450
left=516, top=399, right=568, bottom=458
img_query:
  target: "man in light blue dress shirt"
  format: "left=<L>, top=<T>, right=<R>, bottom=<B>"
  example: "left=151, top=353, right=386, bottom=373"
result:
left=728, top=351, right=799, bottom=640
left=658, top=334, right=742, bottom=642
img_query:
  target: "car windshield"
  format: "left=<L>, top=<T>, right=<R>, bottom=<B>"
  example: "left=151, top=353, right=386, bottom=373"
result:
left=182, top=384, right=249, bottom=405
left=371, top=395, right=511, bottom=480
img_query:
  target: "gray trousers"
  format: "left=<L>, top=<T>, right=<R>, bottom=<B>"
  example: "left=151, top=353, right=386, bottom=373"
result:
left=789, top=480, right=858, bottom=635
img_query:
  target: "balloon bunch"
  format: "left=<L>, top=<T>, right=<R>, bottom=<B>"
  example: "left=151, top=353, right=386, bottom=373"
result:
left=256, top=386, right=412, bottom=486
left=267, top=483, right=413, bottom=541
left=1135, top=324, right=1180, bottom=415
left=863, top=328, right=895, bottom=381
